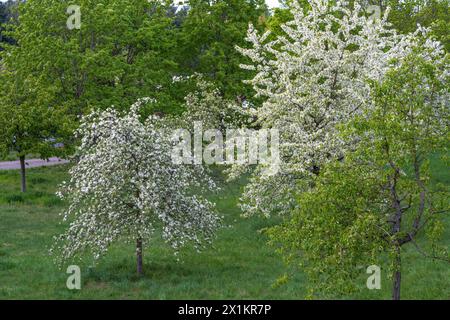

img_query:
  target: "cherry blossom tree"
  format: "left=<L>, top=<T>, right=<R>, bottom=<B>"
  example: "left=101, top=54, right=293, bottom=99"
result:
left=52, top=99, right=221, bottom=275
left=235, top=0, right=419, bottom=216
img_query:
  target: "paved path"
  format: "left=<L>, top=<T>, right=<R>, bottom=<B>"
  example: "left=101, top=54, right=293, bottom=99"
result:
left=0, top=157, right=69, bottom=170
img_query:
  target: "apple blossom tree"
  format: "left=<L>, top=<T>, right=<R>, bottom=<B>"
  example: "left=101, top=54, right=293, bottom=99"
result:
left=52, top=99, right=221, bottom=275
left=235, top=0, right=419, bottom=216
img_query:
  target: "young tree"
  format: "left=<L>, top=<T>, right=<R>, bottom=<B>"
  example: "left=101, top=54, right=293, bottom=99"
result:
left=178, top=78, right=250, bottom=132
left=268, top=47, right=449, bottom=299
left=52, top=100, right=221, bottom=275
left=235, top=0, right=413, bottom=216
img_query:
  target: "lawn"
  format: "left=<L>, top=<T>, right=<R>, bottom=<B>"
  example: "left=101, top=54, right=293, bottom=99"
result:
left=0, top=162, right=448, bottom=299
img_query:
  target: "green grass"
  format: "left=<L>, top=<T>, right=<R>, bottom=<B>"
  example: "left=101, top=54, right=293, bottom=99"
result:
left=0, top=165, right=306, bottom=299
left=0, top=163, right=448, bottom=300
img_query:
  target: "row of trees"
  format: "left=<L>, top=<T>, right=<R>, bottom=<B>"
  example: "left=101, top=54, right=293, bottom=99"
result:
left=0, top=0, right=448, bottom=299
left=1, top=0, right=447, bottom=192
left=0, top=0, right=268, bottom=191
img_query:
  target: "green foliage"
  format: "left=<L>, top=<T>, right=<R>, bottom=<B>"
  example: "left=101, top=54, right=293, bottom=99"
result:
left=179, top=0, right=268, bottom=100
left=0, top=67, right=70, bottom=160
left=386, top=0, right=449, bottom=51
left=0, top=0, right=17, bottom=49
left=268, top=161, right=389, bottom=296
left=2, top=0, right=185, bottom=116
left=0, top=0, right=188, bottom=165
left=268, top=49, right=449, bottom=298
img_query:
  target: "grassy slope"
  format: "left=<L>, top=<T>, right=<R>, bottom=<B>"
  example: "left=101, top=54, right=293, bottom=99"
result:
left=0, top=161, right=448, bottom=300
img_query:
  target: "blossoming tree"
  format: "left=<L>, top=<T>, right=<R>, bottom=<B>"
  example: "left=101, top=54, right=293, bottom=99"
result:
left=235, top=0, right=415, bottom=216
left=268, top=45, right=449, bottom=299
left=52, top=100, right=221, bottom=275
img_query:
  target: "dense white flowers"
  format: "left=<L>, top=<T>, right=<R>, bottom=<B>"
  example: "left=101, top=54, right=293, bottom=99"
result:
left=235, top=0, right=435, bottom=216
left=52, top=100, right=220, bottom=264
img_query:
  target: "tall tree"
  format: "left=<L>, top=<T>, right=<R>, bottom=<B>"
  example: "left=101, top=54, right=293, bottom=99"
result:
left=0, top=1, right=7, bottom=47
left=268, top=46, right=449, bottom=299
left=4, top=0, right=185, bottom=116
left=179, top=0, right=268, bottom=101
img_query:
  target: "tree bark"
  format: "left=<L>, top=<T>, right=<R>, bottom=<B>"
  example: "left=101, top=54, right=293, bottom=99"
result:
left=392, top=245, right=401, bottom=300
left=136, top=237, right=143, bottom=276
left=19, top=156, right=26, bottom=193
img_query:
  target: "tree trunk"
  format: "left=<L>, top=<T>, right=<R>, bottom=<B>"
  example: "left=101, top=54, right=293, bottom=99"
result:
left=392, top=245, right=401, bottom=300
left=19, top=156, right=26, bottom=193
left=136, top=237, right=143, bottom=276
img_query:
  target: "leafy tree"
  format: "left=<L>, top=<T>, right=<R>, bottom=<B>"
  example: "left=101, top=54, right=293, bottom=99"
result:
left=52, top=100, right=221, bottom=275
left=0, top=64, right=69, bottom=192
left=179, top=0, right=268, bottom=100
left=4, top=0, right=185, bottom=116
left=235, top=0, right=413, bottom=216
left=0, top=0, right=184, bottom=190
left=0, top=1, right=8, bottom=47
left=268, top=47, right=449, bottom=299
left=383, top=0, right=449, bottom=52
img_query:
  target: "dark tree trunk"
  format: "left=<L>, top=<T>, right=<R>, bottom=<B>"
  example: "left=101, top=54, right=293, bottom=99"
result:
left=392, top=246, right=401, bottom=300
left=19, top=156, right=26, bottom=193
left=136, top=237, right=143, bottom=276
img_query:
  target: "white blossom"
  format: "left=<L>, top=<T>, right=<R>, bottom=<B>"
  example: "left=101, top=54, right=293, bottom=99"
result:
left=234, top=0, right=424, bottom=216
left=52, top=101, right=221, bottom=264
